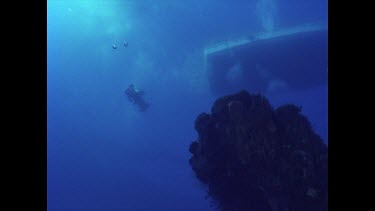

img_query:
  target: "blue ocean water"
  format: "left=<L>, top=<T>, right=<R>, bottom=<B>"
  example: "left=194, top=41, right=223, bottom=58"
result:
left=47, top=0, right=327, bottom=210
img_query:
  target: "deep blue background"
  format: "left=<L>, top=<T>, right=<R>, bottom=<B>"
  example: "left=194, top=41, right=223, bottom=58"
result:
left=47, top=0, right=327, bottom=210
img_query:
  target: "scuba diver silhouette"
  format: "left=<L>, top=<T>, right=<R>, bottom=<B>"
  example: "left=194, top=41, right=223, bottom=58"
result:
left=124, top=84, right=150, bottom=111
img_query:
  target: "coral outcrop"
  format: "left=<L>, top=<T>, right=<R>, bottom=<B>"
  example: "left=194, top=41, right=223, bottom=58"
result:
left=189, top=90, right=327, bottom=211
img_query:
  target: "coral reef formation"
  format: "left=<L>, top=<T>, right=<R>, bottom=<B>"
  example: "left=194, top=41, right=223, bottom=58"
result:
left=189, top=90, right=327, bottom=211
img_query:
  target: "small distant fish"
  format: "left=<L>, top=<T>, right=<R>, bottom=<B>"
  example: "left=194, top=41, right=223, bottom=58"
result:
left=124, top=41, right=128, bottom=47
left=112, top=44, right=117, bottom=49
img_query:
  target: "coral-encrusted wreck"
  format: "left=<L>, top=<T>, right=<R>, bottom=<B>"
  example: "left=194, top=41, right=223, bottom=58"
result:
left=189, top=90, right=328, bottom=211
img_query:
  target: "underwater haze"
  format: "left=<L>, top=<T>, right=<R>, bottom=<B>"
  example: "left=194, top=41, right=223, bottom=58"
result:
left=47, top=0, right=327, bottom=210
